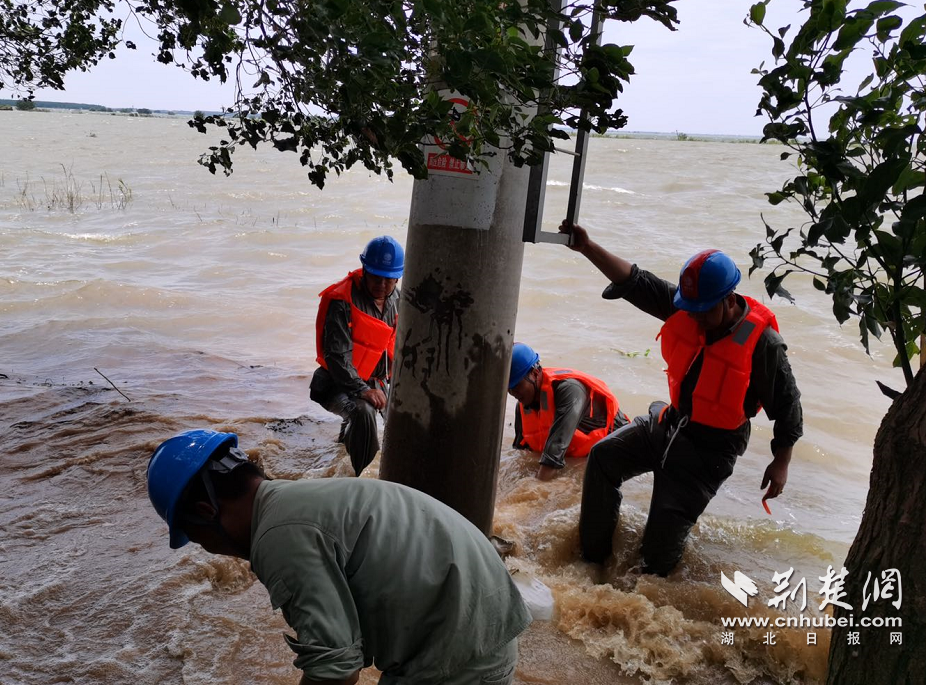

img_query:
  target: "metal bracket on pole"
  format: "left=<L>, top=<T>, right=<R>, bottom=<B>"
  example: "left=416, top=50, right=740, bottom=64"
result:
left=523, top=4, right=603, bottom=245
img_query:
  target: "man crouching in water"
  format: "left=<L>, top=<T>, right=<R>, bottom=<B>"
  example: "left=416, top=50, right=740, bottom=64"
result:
left=147, top=430, right=531, bottom=684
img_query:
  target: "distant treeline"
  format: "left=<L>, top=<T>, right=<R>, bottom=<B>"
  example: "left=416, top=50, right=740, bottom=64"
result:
left=592, top=130, right=764, bottom=144
left=0, top=99, right=214, bottom=116
left=0, top=100, right=762, bottom=143
left=0, top=99, right=111, bottom=111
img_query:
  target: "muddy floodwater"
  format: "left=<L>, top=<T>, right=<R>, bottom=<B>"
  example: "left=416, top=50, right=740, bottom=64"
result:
left=0, top=111, right=904, bottom=684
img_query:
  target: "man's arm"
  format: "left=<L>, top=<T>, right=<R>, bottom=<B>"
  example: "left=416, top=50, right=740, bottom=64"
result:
left=322, top=301, right=370, bottom=396
left=322, top=302, right=387, bottom=409
left=754, top=332, right=803, bottom=502
left=537, top=380, right=590, bottom=479
left=253, top=526, right=366, bottom=685
left=512, top=406, right=529, bottom=449
left=560, top=221, right=678, bottom=321
left=762, top=445, right=792, bottom=502
left=559, top=221, right=634, bottom=285
left=300, top=671, right=360, bottom=685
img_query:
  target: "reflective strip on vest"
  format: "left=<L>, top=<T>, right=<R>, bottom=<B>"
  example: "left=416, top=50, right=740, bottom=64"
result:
left=315, top=269, right=397, bottom=382
left=658, top=295, right=778, bottom=430
left=518, top=367, right=619, bottom=459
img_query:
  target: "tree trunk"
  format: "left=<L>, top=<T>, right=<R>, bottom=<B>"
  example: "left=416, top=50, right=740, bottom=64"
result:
left=826, top=366, right=926, bottom=683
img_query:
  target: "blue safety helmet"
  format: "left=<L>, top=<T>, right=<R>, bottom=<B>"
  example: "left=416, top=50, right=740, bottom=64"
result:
left=360, top=236, right=405, bottom=278
left=509, top=343, right=541, bottom=389
left=673, top=249, right=742, bottom=312
left=147, top=429, right=239, bottom=549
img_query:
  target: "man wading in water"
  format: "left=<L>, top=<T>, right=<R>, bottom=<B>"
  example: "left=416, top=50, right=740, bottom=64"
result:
left=147, top=429, right=531, bottom=684
left=508, top=342, right=629, bottom=481
left=559, top=221, right=803, bottom=576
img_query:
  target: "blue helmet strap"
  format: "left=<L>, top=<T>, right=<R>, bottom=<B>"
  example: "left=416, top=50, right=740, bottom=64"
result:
left=208, top=446, right=250, bottom=476
left=528, top=364, right=542, bottom=404
left=179, top=448, right=251, bottom=553
left=530, top=362, right=541, bottom=386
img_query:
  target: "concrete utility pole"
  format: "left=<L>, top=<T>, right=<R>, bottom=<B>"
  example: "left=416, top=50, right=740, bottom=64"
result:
left=379, top=117, right=528, bottom=535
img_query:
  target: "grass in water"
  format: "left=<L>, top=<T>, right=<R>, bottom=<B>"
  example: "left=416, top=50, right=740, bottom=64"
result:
left=14, top=164, right=132, bottom=212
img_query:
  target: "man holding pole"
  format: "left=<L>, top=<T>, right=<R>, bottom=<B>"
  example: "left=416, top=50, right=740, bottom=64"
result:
left=558, top=221, right=803, bottom=576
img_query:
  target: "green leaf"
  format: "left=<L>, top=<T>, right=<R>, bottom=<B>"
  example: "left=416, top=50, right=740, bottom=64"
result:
left=833, top=17, right=873, bottom=50
left=464, top=11, right=494, bottom=36
left=899, top=14, right=926, bottom=46
left=875, top=15, right=903, bottom=41
left=894, top=340, right=920, bottom=368
left=602, top=43, right=626, bottom=61
left=421, top=0, right=442, bottom=16
left=832, top=295, right=853, bottom=324
left=548, top=28, right=568, bottom=49
left=892, top=167, right=926, bottom=195
left=864, top=310, right=883, bottom=338
left=765, top=270, right=795, bottom=302
left=807, top=219, right=832, bottom=246
left=218, top=3, right=242, bottom=26
left=865, top=1, right=905, bottom=16
left=750, top=2, right=767, bottom=25
left=569, top=20, right=584, bottom=42
left=749, top=244, right=766, bottom=275
left=860, top=156, right=908, bottom=207
left=820, top=0, right=848, bottom=31
left=873, top=229, right=902, bottom=262
left=899, top=193, right=926, bottom=224
left=772, top=37, right=785, bottom=59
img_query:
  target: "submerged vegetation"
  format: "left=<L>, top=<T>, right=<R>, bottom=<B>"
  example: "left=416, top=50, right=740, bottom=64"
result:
left=12, top=164, right=133, bottom=213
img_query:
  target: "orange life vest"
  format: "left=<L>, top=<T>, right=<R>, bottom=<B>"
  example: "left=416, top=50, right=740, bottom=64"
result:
left=315, top=269, right=397, bottom=382
left=658, top=296, right=778, bottom=430
left=517, top=367, right=620, bottom=459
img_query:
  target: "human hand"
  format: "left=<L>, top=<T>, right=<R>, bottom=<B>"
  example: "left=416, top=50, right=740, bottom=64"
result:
left=559, top=220, right=589, bottom=253
left=761, top=459, right=788, bottom=501
left=360, top=387, right=387, bottom=410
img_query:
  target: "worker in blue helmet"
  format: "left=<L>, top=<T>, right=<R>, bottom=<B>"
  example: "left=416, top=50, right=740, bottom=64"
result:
left=557, top=220, right=803, bottom=576
left=508, top=343, right=628, bottom=481
left=147, top=429, right=531, bottom=685
left=311, top=235, right=404, bottom=475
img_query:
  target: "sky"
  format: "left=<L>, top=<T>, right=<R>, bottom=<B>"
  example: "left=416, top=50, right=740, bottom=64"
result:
left=7, top=2, right=864, bottom=136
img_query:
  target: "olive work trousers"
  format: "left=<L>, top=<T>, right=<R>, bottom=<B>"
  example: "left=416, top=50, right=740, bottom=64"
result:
left=316, top=391, right=380, bottom=476
left=579, top=401, right=738, bottom=575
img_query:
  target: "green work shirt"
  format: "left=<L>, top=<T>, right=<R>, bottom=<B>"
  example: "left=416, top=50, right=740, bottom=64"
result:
left=249, top=478, right=532, bottom=683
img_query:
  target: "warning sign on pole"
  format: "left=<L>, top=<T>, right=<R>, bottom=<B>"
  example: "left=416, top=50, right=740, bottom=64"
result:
left=425, top=95, right=475, bottom=177
left=413, top=91, right=501, bottom=231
